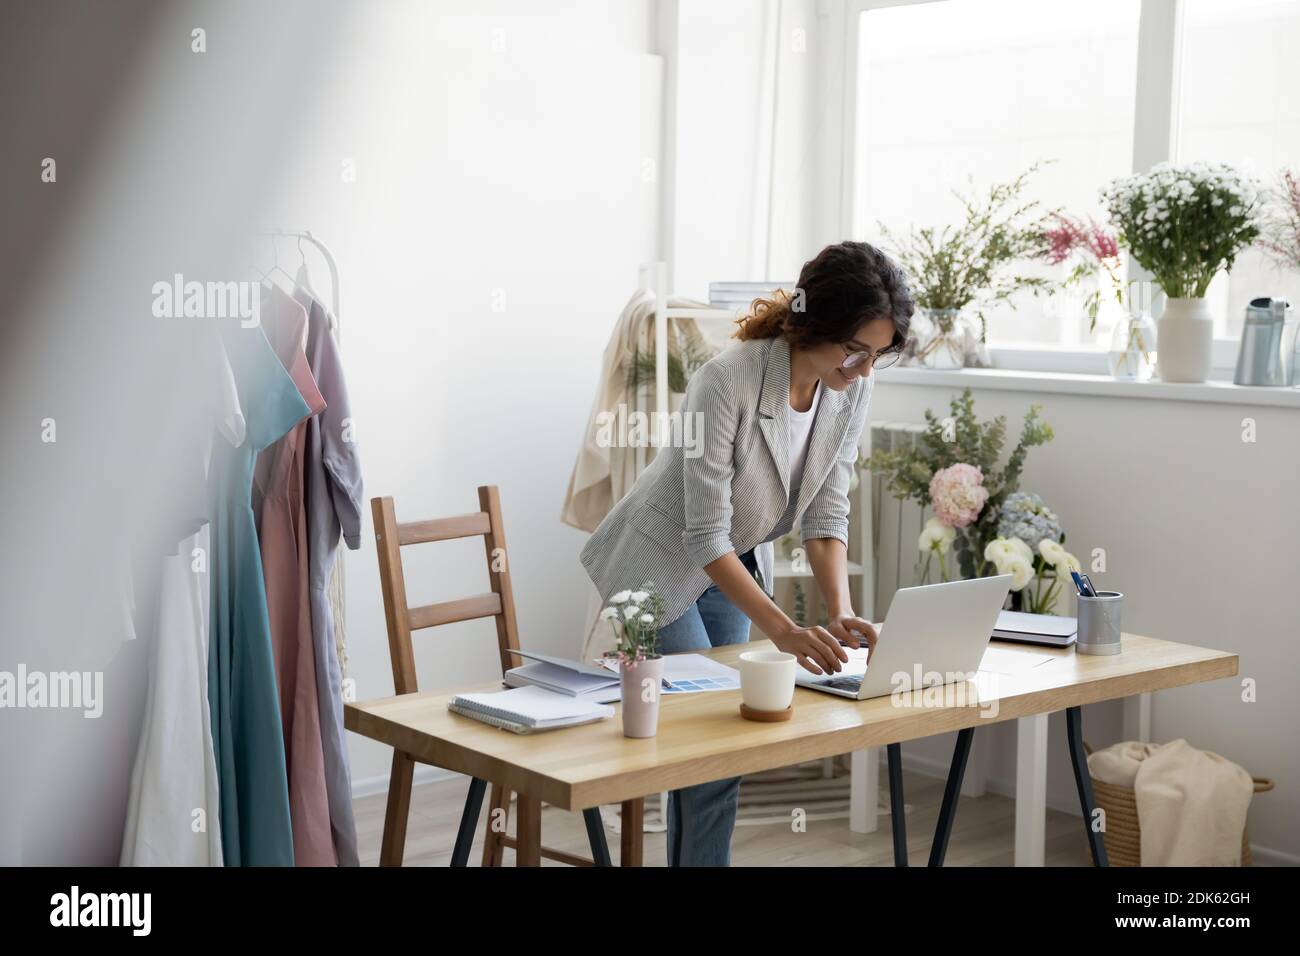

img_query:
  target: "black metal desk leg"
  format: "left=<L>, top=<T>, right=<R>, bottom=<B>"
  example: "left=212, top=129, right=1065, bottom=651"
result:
left=886, top=743, right=908, bottom=866
left=583, top=808, right=613, bottom=866
left=927, top=727, right=975, bottom=867
left=451, top=777, right=488, bottom=866
left=1066, top=706, right=1109, bottom=867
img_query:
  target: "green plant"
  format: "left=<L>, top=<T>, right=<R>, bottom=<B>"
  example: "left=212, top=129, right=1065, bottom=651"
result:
left=627, top=340, right=711, bottom=394
left=865, top=389, right=1053, bottom=578
left=878, top=161, right=1064, bottom=341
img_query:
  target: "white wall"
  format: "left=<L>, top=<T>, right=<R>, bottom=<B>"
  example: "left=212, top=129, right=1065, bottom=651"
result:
left=867, top=379, right=1300, bottom=862
left=253, top=0, right=660, bottom=784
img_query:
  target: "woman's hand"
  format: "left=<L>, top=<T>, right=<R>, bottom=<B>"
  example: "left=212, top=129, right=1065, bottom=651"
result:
left=771, top=624, right=851, bottom=675
left=826, top=613, right=878, bottom=654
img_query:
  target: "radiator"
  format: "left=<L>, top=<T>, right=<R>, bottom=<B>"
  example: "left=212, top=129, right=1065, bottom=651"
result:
left=864, top=420, right=932, bottom=620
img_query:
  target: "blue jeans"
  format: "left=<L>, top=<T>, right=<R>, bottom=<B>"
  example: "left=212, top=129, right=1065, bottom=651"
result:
left=653, top=548, right=758, bottom=866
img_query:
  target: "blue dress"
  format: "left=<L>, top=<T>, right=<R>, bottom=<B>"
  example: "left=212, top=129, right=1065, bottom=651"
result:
left=208, top=320, right=311, bottom=866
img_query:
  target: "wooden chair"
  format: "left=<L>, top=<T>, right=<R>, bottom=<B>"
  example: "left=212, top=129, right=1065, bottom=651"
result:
left=371, top=485, right=613, bottom=867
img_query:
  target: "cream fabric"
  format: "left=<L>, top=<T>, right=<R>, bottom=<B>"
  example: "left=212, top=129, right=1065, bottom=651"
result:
left=1088, top=738, right=1254, bottom=866
left=561, top=290, right=715, bottom=535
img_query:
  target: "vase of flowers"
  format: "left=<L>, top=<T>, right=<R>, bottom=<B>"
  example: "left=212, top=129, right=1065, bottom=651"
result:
left=600, top=583, right=665, bottom=738
left=983, top=493, right=1081, bottom=614
left=912, top=308, right=973, bottom=369
left=1107, top=281, right=1158, bottom=381
left=1101, top=161, right=1262, bottom=383
left=880, top=162, right=1075, bottom=366
left=871, top=389, right=1054, bottom=578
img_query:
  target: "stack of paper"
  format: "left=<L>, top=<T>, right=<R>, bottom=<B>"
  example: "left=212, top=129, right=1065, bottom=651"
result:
left=992, top=610, right=1077, bottom=647
left=448, top=686, right=614, bottom=734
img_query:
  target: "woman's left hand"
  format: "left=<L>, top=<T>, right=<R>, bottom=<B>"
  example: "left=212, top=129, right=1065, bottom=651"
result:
left=826, top=613, right=878, bottom=653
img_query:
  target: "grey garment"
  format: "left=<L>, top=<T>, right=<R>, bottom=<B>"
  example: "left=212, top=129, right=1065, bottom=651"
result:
left=580, top=335, right=872, bottom=628
left=297, top=289, right=364, bottom=867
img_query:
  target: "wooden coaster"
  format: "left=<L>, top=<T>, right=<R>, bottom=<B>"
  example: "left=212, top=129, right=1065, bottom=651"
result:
left=740, top=703, right=793, bottom=722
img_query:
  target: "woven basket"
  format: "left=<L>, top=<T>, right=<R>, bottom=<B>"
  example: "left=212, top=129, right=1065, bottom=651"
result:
left=1084, top=741, right=1274, bottom=866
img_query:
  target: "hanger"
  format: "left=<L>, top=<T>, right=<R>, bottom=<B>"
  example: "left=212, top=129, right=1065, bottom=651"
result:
left=267, top=234, right=299, bottom=290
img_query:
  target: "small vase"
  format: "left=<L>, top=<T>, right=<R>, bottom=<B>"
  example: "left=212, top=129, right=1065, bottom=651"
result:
left=1157, top=296, right=1214, bottom=383
left=1107, top=314, right=1158, bottom=381
left=914, top=308, right=968, bottom=369
left=620, top=654, right=665, bottom=738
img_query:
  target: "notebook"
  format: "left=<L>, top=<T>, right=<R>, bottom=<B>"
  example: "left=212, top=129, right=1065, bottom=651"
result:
left=991, top=610, right=1078, bottom=647
left=503, top=649, right=623, bottom=704
left=448, top=685, right=614, bottom=734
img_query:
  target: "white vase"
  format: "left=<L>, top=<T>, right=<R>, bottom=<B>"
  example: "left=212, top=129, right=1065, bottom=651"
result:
left=1157, top=297, right=1214, bottom=383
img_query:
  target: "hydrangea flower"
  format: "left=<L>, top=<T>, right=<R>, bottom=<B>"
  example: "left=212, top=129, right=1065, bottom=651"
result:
left=997, top=492, right=1062, bottom=551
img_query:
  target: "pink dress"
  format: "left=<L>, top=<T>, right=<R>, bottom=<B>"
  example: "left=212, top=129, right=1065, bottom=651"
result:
left=253, top=285, right=336, bottom=866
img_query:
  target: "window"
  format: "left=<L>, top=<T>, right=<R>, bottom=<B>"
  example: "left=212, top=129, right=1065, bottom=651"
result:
left=852, top=0, right=1140, bottom=347
left=1176, top=0, right=1300, bottom=338
left=849, top=0, right=1298, bottom=356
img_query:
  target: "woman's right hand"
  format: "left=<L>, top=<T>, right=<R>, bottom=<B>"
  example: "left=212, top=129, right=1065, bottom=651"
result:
left=771, top=624, right=851, bottom=675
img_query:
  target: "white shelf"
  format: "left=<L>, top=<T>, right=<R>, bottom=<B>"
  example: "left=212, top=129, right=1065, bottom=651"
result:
left=772, top=557, right=864, bottom=580
left=884, top=365, right=1300, bottom=409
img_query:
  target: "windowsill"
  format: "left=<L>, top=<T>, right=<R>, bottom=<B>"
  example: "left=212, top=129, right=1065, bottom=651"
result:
left=885, top=365, right=1300, bottom=408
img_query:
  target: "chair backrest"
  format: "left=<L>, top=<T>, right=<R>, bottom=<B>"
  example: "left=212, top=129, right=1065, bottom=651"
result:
left=371, top=485, right=521, bottom=696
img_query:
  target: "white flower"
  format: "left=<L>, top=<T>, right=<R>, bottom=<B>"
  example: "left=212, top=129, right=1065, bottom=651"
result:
left=984, top=538, right=1015, bottom=565
left=640, top=614, right=654, bottom=624
left=1038, top=539, right=1067, bottom=566
left=622, top=606, right=640, bottom=620
left=611, top=590, right=631, bottom=603
left=629, top=590, right=649, bottom=603
left=600, top=607, right=619, bottom=621
left=918, top=516, right=956, bottom=553
left=1006, top=557, right=1034, bottom=591
left=1006, top=537, right=1034, bottom=564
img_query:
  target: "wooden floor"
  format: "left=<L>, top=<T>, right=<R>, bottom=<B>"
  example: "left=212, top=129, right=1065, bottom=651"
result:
left=354, top=765, right=1094, bottom=867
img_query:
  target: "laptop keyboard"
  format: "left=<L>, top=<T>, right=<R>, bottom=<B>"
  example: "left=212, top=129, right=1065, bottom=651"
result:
left=821, top=674, right=863, bottom=692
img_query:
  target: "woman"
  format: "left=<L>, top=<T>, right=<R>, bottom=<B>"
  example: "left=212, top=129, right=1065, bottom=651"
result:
left=580, top=240, right=914, bottom=866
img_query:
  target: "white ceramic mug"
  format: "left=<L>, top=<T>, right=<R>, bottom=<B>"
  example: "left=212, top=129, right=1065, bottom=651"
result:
left=737, top=650, right=797, bottom=712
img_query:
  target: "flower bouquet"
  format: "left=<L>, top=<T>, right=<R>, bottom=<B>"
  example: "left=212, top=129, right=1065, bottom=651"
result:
left=600, top=583, right=665, bottom=737
left=1101, top=161, right=1261, bottom=381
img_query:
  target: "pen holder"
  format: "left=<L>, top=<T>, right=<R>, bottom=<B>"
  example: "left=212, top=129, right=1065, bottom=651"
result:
left=1076, top=590, right=1123, bottom=655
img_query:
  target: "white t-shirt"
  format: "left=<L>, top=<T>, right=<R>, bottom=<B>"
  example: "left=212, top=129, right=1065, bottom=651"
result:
left=788, top=381, right=822, bottom=490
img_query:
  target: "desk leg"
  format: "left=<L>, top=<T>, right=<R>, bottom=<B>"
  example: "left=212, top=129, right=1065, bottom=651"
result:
left=1015, top=714, right=1048, bottom=867
left=515, top=793, right=541, bottom=866
left=927, top=727, right=974, bottom=867
left=583, top=808, right=612, bottom=866
left=849, top=748, right=879, bottom=835
left=886, top=743, right=908, bottom=866
left=620, top=798, right=645, bottom=866
left=1066, top=706, right=1109, bottom=867
left=451, top=777, right=487, bottom=867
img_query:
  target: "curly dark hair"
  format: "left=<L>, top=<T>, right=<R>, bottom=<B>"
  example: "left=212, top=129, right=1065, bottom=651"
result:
left=734, top=241, right=914, bottom=352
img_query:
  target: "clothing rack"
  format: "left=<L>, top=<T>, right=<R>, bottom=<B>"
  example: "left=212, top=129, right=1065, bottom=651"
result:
left=258, top=229, right=342, bottom=341
left=634, top=262, right=735, bottom=475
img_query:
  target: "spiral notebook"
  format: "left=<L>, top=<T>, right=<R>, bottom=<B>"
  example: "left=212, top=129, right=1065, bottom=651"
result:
left=448, top=685, right=614, bottom=734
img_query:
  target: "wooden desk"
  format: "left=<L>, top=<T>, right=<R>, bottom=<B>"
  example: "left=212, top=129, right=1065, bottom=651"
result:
left=345, top=633, right=1237, bottom=866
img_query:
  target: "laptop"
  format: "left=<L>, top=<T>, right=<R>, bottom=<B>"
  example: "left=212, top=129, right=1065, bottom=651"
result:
left=795, top=575, right=1013, bottom=700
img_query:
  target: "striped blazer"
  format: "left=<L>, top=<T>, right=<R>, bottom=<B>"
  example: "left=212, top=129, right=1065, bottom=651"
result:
left=580, top=334, right=873, bottom=629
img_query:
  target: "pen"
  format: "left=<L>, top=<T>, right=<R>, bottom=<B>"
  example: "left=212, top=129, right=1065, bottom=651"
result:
left=1070, top=570, right=1087, bottom=595
left=1080, top=573, right=1099, bottom=597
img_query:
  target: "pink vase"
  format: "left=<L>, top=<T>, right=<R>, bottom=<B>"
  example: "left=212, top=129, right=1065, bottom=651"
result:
left=620, top=655, right=665, bottom=738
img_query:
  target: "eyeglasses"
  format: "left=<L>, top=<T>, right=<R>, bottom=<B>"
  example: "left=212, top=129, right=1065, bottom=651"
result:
left=840, top=342, right=901, bottom=370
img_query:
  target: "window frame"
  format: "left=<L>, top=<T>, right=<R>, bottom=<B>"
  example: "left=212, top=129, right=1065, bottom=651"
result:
left=839, top=0, right=1242, bottom=376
